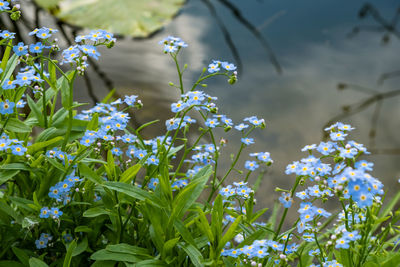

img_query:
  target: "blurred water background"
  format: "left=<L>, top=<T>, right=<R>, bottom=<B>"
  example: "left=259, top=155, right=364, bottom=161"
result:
left=8, top=0, right=400, bottom=213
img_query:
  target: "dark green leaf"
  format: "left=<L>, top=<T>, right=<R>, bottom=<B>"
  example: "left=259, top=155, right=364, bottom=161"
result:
left=0, top=170, right=20, bottom=185
left=63, top=240, right=77, bottom=267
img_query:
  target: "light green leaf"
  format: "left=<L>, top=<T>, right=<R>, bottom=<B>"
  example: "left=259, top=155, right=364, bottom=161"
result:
left=0, top=118, right=31, bottom=133
left=103, top=181, right=164, bottom=207
left=27, top=136, right=63, bottom=154
left=35, top=0, right=186, bottom=38
left=120, top=164, right=141, bottom=183
left=29, top=258, right=49, bottom=267
left=83, top=207, right=111, bottom=218
left=79, top=163, right=104, bottom=184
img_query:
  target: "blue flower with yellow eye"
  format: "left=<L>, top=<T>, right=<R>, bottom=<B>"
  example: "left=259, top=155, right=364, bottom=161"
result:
left=10, top=145, right=26, bottom=156
left=245, top=160, right=259, bottom=171
left=39, top=207, right=50, bottom=218
left=13, top=42, right=28, bottom=56
left=241, top=137, right=254, bottom=146
left=0, top=30, right=15, bottom=39
left=29, top=42, right=46, bottom=53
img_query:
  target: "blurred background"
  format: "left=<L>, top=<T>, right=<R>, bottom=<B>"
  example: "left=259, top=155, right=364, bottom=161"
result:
left=2, top=0, right=400, bottom=211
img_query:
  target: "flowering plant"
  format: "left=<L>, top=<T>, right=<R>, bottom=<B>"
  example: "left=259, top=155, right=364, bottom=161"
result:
left=0, top=2, right=400, bottom=266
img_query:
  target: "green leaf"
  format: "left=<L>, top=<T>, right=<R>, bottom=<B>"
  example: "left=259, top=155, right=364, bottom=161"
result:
left=35, top=0, right=186, bottom=38
left=27, top=95, right=44, bottom=127
left=106, top=150, right=115, bottom=180
left=58, top=76, right=70, bottom=109
left=106, top=244, right=151, bottom=257
left=169, top=165, right=212, bottom=224
left=0, top=261, right=25, bottom=267
left=134, top=259, right=167, bottom=266
left=29, top=258, right=49, bottom=267
left=174, top=219, right=197, bottom=249
left=218, top=215, right=243, bottom=252
left=12, top=247, right=29, bottom=266
left=83, top=207, right=111, bottom=217
left=74, top=226, right=93, bottom=233
left=119, top=164, right=141, bottom=183
left=211, top=194, right=223, bottom=244
left=196, top=209, right=214, bottom=243
left=178, top=243, right=204, bottom=267
left=0, top=118, right=31, bottom=133
left=72, top=237, right=88, bottom=256
left=27, top=136, right=64, bottom=154
left=0, top=53, right=18, bottom=89
left=79, top=163, right=104, bottom=184
left=103, top=181, right=164, bottom=207
left=63, top=240, right=77, bottom=267
left=1, top=163, right=31, bottom=171
left=382, top=252, right=400, bottom=267
left=90, top=250, right=143, bottom=262
left=162, top=237, right=180, bottom=259
left=86, top=113, right=99, bottom=131
left=167, top=144, right=184, bottom=158
left=0, top=170, right=20, bottom=185
left=36, top=127, right=64, bottom=142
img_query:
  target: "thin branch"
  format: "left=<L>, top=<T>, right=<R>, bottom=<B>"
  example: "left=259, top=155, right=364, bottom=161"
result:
left=378, top=70, right=400, bottom=85
left=200, top=0, right=242, bottom=74
left=368, top=100, right=382, bottom=148
left=217, top=0, right=282, bottom=74
left=323, top=89, right=400, bottom=140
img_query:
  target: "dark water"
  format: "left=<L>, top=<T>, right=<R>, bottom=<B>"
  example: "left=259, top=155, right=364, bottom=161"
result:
left=21, top=1, right=400, bottom=210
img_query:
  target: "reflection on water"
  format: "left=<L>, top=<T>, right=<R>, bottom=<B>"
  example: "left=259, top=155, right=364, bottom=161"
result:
left=14, top=1, right=400, bottom=212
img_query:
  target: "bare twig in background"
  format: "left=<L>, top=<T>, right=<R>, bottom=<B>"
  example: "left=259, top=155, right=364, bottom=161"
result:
left=217, top=0, right=282, bottom=74
left=348, top=3, right=400, bottom=40
left=326, top=3, right=400, bottom=155
left=200, top=0, right=243, bottom=74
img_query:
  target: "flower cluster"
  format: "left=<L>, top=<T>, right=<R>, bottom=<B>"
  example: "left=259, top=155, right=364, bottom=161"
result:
left=35, top=233, right=52, bottom=249
left=159, top=36, right=188, bottom=53
left=208, top=60, right=237, bottom=73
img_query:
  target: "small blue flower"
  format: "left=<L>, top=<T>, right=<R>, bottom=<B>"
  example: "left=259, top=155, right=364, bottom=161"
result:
left=241, top=137, right=254, bottom=146
left=171, top=101, right=188, bottom=113
left=205, top=118, right=219, bottom=128
left=335, top=238, right=350, bottom=249
left=330, top=131, right=347, bottom=141
left=221, top=62, right=236, bottom=71
left=148, top=178, right=159, bottom=190
left=35, top=238, right=48, bottom=249
left=279, top=192, right=293, bottom=208
left=63, top=233, right=73, bottom=243
left=39, top=207, right=50, bottom=218
left=208, top=63, right=220, bottom=73
left=111, top=147, right=122, bottom=156
left=234, top=123, right=249, bottom=131
left=50, top=207, right=63, bottom=219
left=0, top=98, right=17, bottom=115
left=29, top=42, right=46, bottom=53
left=0, top=30, right=15, bottom=39
left=13, top=42, right=28, bottom=56
left=10, top=145, right=26, bottom=156
left=146, top=155, right=159, bottom=165
left=244, top=160, right=259, bottom=171
left=0, top=0, right=10, bottom=11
